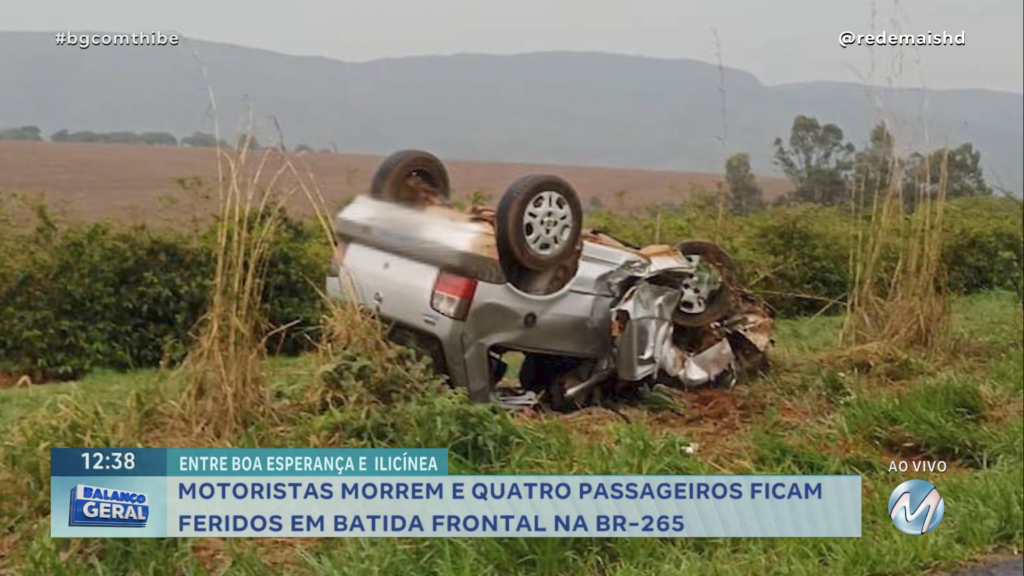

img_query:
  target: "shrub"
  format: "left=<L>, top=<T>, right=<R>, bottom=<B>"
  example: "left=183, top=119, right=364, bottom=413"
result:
left=737, top=205, right=855, bottom=316
left=262, top=212, right=331, bottom=354
left=587, top=196, right=1022, bottom=316
left=942, top=196, right=1023, bottom=295
left=0, top=208, right=327, bottom=380
left=0, top=223, right=211, bottom=379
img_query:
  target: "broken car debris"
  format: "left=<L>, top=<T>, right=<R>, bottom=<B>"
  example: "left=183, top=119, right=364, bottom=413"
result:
left=327, top=150, right=775, bottom=411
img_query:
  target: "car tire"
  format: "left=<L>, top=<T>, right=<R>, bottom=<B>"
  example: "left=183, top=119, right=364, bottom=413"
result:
left=671, top=241, right=738, bottom=327
left=370, top=150, right=451, bottom=205
left=496, top=174, right=583, bottom=272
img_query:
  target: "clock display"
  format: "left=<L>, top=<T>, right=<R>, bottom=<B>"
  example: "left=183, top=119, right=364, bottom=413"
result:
left=81, top=451, right=136, bottom=470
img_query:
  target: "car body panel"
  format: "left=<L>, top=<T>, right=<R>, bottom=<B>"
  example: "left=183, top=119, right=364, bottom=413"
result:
left=328, top=238, right=627, bottom=401
left=335, top=196, right=505, bottom=284
left=327, top=243, right=471, bottom=393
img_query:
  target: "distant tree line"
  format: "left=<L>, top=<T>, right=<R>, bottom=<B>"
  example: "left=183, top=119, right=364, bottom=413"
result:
left=180, top=132, right=229, bottom=148
left=0, top=126, right=327, bottom=152
left=723, top=115, right=993, bottom=214
left=0, top=125, right=183, bottom=146
left=0, top=126, right=43, bottom=141
left=50, top=129, right=179, bottom=146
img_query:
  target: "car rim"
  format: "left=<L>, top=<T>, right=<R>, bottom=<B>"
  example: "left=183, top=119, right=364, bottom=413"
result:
left=677, top=257, right=722, bottom=315
left=523, top=190, right=573, bottom=256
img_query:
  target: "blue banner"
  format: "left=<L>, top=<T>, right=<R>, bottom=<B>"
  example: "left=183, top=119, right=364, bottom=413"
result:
left=50, top=450, right=863, bottom=538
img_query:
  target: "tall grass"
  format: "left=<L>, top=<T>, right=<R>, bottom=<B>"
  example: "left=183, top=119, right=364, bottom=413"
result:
left=841, top=0, right=955, bottom=353
left=842, top=134, right=951, bottom=352
left=179, top=131, right=297, bottom=440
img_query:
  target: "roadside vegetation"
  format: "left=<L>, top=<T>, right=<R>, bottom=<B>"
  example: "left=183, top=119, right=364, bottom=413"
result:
left=1, top=188, right=1018, bottom=382
left=0, top=292, right=1019, bottom=575
left=0, top=119, right=1022, bottom=574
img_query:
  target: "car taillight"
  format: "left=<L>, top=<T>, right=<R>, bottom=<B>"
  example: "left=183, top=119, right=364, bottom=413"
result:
left=431, top=271, right=477, bottom=321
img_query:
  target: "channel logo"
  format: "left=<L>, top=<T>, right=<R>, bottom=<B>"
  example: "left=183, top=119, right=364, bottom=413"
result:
left=888, top=479, right=944, bottom=535
left=68, top=484, right=149, bottom=528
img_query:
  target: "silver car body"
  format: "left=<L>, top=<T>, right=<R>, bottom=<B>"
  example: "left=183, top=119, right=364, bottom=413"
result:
left=327, top=195, right=772, bottom=402
left=327, top=197, right=644, bottom=401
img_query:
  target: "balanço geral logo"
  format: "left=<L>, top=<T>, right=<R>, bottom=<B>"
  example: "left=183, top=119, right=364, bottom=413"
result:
left=69, top=484, right=149, bottom=528
left=888, top=479, right=944, bottom=535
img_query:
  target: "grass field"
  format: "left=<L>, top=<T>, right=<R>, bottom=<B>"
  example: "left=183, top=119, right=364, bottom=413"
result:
left=1, top=291, right=1020, bottom=576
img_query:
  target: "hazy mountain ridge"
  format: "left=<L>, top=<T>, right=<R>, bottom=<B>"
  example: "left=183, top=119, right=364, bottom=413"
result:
left=1, top=31, right=1021, bottom=192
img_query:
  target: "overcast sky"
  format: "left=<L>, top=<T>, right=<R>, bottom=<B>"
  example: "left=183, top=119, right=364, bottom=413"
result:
left=5, top=0, right=1022, bottom=93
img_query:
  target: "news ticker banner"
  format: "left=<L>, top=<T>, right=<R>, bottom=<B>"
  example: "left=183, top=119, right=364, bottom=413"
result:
left=50, top=448, right=862, bottom=538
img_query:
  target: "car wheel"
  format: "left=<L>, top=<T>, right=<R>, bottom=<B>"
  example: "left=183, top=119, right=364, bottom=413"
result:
left=671, top=241, right=738, bottom=327
left=370, top=150, right=451, bottom=205
left=496, top=175, right=583, bottom=272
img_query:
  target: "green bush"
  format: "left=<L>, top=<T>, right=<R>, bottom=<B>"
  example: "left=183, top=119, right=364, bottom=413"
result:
left=587, top=196, right=1022, bottom=316
left=0, top=223, right=210, bottom=378
left=0, top=208, right=327, bottom=380
left=262, top=213, right=331, bottom=354
left=942, top=196, right=1024, bottom=295
left=738, top=205, right=855, bottom=316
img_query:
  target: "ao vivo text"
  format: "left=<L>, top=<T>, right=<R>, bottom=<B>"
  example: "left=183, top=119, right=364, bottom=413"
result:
left=888, top=460, right=947, bottom=473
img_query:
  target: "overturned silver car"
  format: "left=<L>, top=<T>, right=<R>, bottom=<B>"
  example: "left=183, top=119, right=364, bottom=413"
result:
left=327, top=150, right=774, bottom=410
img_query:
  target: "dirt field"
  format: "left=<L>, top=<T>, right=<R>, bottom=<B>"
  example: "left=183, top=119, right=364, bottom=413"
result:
left=0, top=141, right=792, bottom=222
